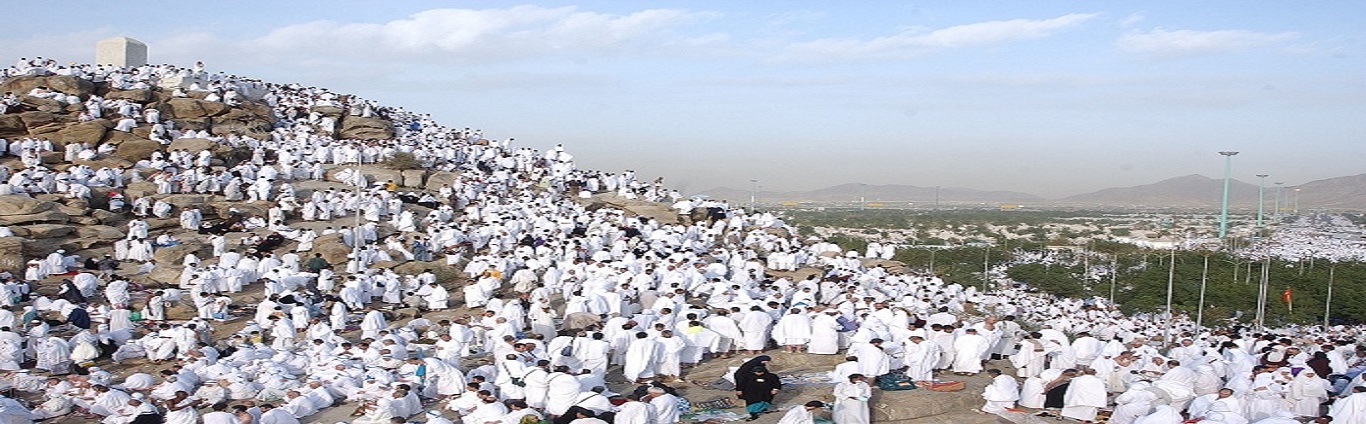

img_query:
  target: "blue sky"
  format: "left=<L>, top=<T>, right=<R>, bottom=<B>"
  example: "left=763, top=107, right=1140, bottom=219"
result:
left=3, top=1, right=1363, bottom=197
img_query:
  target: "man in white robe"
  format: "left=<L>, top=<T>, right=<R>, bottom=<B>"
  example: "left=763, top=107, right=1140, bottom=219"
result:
left=952, top=328, right=989, bottom=375
left=1108, top=382, right=1157, bottom=424
left=1330, top=386, right=1366, bottom=424
left=423, top=283, right=450, bottom=310
left=903, top=336, right=940, bottom=382
left=773, top=308, right=813, bottom=353
left=1010, top=333, right=1048, bottom=378
left=808, top=310, right=842, bottom=355
left=980, top=369, right=1019, bottom=414
left=1061, top=368, right=1108, bottom=422
left=622, top=332, right=661, bottom=383
left=737, top=307, right=773, bottom=354
left=851, top=339, right=890, bottom=378
left=1071, top=332, right=1104, bottom=368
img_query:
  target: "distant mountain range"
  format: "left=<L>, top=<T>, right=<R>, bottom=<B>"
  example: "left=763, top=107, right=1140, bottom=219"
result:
left=693, top=173, right=1366, bottom=210
left=697, top=183, right=1042, bottom=206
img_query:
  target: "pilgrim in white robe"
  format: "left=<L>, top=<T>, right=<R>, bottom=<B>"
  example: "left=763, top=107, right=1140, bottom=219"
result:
left=832, top=380, right=871, bottom=424
left=622, top=334, right=662, bottom=382
left=981, top=372, right=1020, bottom=414
left=737, top=309, right=773, bottom=352
left=1061, top=373, right=1108, bottom=421
left=951, top=331, right=989, bottom=374
left=808, top=312, right=842, bottom=355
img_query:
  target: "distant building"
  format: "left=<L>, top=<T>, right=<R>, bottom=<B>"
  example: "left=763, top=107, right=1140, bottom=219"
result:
left=95, top=37, right=147, bottom=67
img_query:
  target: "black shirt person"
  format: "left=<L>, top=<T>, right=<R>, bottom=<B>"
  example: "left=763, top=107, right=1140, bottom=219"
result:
left=735, top=365, right=782, bottom=421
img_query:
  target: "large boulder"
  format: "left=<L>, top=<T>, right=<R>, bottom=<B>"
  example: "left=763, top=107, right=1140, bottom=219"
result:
left=161, top=98, right=229, bottom=119
left=0, top=75, right=94, bottom=99
left=159, top=194, right=217, bottom=208
left=18, top=95, right=64, bottom=113
left=167, top=138, right=233, bottom=155
left=209, top=108, right=273, bottom=139
left=123, top=181, right=158, bottom=199
left=105, top=88, right=153, bottom=103
left=338, top=115, right=394, bottom=140
left=153, top=243, right=207, bottom=265
left=0, top=196, right=69, bottom=225
left=89, top=209, right=119, bottom=225
left=0, top=238, right=23, bottom=272
left=145, top=218, right=179, bottom=231
left=25, top=122, right=65, bottom=137
left=74, top=225, right=126, bottom=240
left=168, top=117, right=212, bottom=132
left=401, top=169, right=426, bottom=188
left=0, top=114, right=25, bottom=138
left=53, top=119, right=111, bottom=147
left=146, top=264, right=183, bottom=285
left=40, top=151, right=64, bottom=164
left=310, top=105, right=346, bottom=117
left=424, top=171, right=460, bottom=191
left=17, top=111, right=71, bottom=130
left=104, top=131, right=162, bottom=162
left=73, top=156, right=135, bottom=170
left=311, top=233, right=352, bottom=265
left=22, top=223, right=74, bottom=239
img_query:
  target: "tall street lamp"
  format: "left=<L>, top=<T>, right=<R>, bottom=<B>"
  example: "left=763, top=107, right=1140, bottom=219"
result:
left=1274, top=182, right=1284, bottom=218
left=749, top=179, right=758, bottom=213
left=1218, top=151, right=1239, bottom=238
left=1256, top=174, right=1269, bottom=228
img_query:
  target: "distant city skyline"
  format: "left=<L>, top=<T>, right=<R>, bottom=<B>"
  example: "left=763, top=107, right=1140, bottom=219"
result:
left=2, top=1, right=1362, bottom=197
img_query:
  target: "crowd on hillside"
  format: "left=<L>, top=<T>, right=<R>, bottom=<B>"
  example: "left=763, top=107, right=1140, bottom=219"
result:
left=0, top=60, right=1362, bottom=424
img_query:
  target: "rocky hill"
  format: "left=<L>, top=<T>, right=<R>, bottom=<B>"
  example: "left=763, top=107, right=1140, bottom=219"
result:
left=0, top=72, right=428, bottom=275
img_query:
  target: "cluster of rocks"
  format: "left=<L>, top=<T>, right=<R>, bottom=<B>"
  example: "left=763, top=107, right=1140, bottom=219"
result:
left=0, top=74, right=272, bottom=156
left=0, top=71, right=417, bottom=285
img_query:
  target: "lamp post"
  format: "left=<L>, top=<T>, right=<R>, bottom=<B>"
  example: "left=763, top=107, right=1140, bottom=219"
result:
left=928, top=248, right=936, bottom=274
left=1325, top=262, right=1336, bottom=328
left=1108, top=256, right=1118, bottom=306
left=1163, top=246, right=1176, bottom=348
left=1196, top=253, right=1210, bottom=331
left=1255, top=174, right=1268, bottom=228
left=1274, top=182, right=1284, bottom=217
left=749, top=179, right=758, bottom=213
left=756, top=185, right=763, bottom=210
left=1218, top=151, right=1239, bottom=238
left=982, top=246, right=990, bottom=291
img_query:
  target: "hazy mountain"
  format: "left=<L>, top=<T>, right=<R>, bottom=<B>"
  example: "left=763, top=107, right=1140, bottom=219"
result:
left=693, top=183, right=1043, bottom=205
left=695, top=174, right=1366, bottom=210
left=1289, top=173, right=1366, bottom=210
left=1058, top=174, right=1264, bottom=208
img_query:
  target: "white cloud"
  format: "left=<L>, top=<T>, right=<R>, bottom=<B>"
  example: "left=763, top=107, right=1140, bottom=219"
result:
left=1116, top=28, right=1298, bottom=57
left=777, top=13, right=1099, bottom=61
left=243, top=6, right=714, bottom=63
left=1119, top=13, right=1145, bottom=27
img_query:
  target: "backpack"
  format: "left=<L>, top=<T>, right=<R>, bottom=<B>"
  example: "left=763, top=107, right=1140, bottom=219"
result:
left=874, top=372, right=916, bottom=391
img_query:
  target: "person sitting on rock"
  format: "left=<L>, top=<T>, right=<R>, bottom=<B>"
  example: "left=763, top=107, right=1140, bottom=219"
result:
left=255, top=232, right=287, bottom=252
left=154, top=233, right=181, bottom=247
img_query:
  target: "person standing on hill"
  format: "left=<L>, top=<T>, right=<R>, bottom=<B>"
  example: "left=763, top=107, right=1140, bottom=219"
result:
left=832, top=374, right=871, bottom=424
left=736, top=366, right=782, bottom=421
